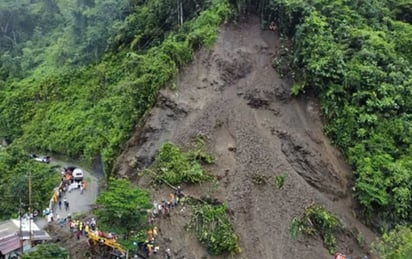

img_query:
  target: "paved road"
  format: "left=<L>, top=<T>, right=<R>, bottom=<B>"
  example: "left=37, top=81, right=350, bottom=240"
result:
left=54, top=164, right=99, bottom=220
left=35, top=161, right=99, bottom=229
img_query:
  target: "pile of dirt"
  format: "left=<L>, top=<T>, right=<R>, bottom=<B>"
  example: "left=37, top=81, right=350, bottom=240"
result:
left=46, top=223, right=91, bottom=259
left=114, top=16, right=376, bottom=259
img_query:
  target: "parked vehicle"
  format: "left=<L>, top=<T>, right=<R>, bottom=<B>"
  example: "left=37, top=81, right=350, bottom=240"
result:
left=31, top=154, right=51, bottom=163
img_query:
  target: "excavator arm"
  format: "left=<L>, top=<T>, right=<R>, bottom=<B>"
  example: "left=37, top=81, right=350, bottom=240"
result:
left=88, top=231, right=126, bottom=257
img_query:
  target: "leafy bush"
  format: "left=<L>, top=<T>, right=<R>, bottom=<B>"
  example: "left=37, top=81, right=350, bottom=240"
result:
left=187, top=135, right=215, bottom=165
left=290, top=216, right=305, bottom=240
left=154, top=143, right=211, bottom=185
left=290, top=204, right=342, bottom=254
left=188, top=203, right=241, bottom=256
left=274, top=173, right=287, bottom=189
left=95, top=178, right=151, bottom=236
left=372, top=225, right=412, bottom=259
left=22, top=244, right=69, bottom=259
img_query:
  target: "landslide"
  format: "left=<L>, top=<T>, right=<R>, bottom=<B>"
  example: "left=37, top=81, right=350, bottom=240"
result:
left=115, top=16, right=377, bottom=258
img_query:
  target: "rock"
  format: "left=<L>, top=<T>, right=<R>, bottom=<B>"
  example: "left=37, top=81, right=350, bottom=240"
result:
left=273, top=82, right=291, bottom=102
left=128, top=158, right=137, bottom=168
left=228, top=146, right=236, bottom=152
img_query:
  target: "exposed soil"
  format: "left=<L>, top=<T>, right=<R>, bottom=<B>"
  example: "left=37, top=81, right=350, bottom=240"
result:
left=114, top=16, right=377, bottom=259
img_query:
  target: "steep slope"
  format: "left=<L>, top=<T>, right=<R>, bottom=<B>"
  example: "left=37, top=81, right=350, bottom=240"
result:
left=115, top=17, right=376, bottom=258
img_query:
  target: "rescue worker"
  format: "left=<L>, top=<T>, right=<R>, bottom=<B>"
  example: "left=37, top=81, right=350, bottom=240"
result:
left=153, top=226, right=159, bottom=237
left=85, top=224, right=90, bottom=237
left=334, top=252, right=346, bottom=259
left=169, top=193, right=175, bottom=208
left=147, top=228, right=153, bottom=240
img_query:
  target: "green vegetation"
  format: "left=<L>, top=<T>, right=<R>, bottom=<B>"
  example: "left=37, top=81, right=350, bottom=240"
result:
left=290, top=204, right=342, bottom=254
left=188, top=135, right=215, bottom=164
left=95, top=178, right=151, bottom=237
left=372, top=225, right=412, bottom=259
left=22, top=243, right=69, bottom=259
left=152, top=142, right=212, bottom=185
left=0, top=147, right=60, bottom=220
left=230, top=0, right=412, bottom=228
left=0, top=0, right=231, bottom=178
left=274, top=173, right=287, bottom=189
left=1, top=0, right=411, bottom=256
left=188, top=203, right=241, bottom=256
left=231, top=0, right=412, bottom=255
left=0, top=0, right=230, bottom=218
left=261, top=0, right=412, bottom=226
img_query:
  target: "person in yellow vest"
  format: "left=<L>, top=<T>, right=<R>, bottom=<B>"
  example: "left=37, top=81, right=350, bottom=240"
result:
left=147, top=244, right=154, bottom=257
left=85, top=224, right=90, bottom=237
left=79, top=221, right=83, bottom=235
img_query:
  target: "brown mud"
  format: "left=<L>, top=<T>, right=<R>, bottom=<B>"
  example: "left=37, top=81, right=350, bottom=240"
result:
left=114, top=16, right=376, bottom=259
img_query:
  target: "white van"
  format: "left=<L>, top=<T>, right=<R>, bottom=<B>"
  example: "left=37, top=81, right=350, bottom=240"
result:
left=73, top=168, right=84, bottom=181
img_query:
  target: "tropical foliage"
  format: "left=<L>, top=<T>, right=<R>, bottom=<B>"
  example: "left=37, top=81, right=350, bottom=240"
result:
left=0, top=0, right=231, bottom=254
left=290, top=204, right=342, bottom=254
left=95, top=178, right=151, bottom=237
left=228, top=0, right=412, bottom=226
left=0, top=147, right=60, bottom=220
left=1, top=0, right=411, bottom=256
left=188, top=203, right=241, bottom=255
left=152, top=142, right=212, bottom=185
left=22, top=243, right=69, bottom=259
left=0, top=0, right=231, bottom=178
left=372, top=225, right=412, bottom=259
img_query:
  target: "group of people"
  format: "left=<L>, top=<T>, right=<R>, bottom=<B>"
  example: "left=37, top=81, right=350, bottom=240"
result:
left=58, top=167, right=87, bottom=194
left=66, top=179, right=87, bottom=193
left=57, top=198, right=70, bottom=211
left=140, top=226, right=160, bottom=257
left=67, top=217, right=98, bottom=240
left=141, top=186, right=184, bottom=258
left=149, top=186, right=184, bottom=222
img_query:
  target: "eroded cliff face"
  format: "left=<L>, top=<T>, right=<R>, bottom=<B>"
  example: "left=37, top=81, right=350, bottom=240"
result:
left=115, top=16, right=375, bottom=259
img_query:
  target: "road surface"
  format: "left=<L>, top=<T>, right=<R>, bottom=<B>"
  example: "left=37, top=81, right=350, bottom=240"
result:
left=37, top=161, right=99, bottom=228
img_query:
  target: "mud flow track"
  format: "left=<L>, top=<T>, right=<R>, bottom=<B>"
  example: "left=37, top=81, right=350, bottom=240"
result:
left=115, top=16, right=376, bottom=259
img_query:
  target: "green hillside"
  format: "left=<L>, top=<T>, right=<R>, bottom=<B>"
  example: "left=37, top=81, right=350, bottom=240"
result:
left=0, top=0, right=411, bottom=256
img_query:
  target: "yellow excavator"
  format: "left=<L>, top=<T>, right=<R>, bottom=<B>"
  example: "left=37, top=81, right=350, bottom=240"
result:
left=88, top=231, right=126, bottom=258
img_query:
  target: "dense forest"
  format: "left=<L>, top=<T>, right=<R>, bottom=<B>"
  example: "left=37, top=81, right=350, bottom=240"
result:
left=260, top=0, right=412, bottom=225
left=0, top=0, right=230, bottom=217
left=0, top=0, right=411, bottom=257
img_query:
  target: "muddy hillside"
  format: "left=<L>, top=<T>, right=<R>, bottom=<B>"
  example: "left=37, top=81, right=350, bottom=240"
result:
left=115, top=17, right=376, bottom=258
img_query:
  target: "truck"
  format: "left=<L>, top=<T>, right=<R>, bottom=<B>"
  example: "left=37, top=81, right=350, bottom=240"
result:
left=72, top=168, right=84, bottom=181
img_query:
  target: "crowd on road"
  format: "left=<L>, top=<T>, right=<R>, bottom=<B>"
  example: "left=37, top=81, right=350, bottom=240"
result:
left=40, top=166, right=88, bottom=223
left=59, top=167, right=87, bottom=194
